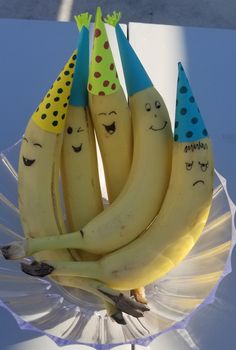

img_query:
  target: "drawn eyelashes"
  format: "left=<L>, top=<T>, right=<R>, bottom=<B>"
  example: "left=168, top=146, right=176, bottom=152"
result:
left=145, top=101, right=161, bottom=112
left=185, top=161, right=209, bottom=171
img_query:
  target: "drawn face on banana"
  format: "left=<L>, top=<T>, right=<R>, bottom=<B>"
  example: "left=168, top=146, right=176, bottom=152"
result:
left=129, top=86, right=169, bottom=134
left=62, top=106, right=87, bottom=155
left=21, top=119, right=57, bottom=168
left=90, top=89, right=129, bottom=136
left=176, top=137, right=213, bottom=193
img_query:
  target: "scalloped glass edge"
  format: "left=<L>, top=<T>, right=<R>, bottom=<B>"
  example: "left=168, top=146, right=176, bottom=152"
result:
left=0, top=139, right=235, bottom=350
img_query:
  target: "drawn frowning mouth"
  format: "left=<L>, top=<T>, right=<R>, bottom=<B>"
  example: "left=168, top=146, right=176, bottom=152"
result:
left=149, top=121, right=167, bottom=131
left=23, top=157, right=35, bottom=167
left=72, top=143, right=83, bottom=153
left=102, top=121, right=116, bottom=135
left=193, top=180, right=205, bottom=186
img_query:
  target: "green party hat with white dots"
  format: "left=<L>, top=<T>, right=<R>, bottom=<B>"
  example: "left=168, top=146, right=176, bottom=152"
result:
left=174, top=62, right=209, bottom=142
left=88, top=7, right=121, bottom=96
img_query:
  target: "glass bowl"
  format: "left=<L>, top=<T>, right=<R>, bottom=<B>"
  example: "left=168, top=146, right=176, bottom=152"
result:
left=0, top=139, right=235, bottom=349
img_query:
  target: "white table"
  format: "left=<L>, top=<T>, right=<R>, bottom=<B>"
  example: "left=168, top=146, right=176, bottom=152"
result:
left=0, top=19, right=236, bottom=350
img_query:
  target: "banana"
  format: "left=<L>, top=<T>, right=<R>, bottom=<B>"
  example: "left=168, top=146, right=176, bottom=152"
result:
left=16, top=50, right=85, bottom=295
left=22, top=63, right=214, bottom=292
left=18, top=53, right=76, bottom=257
left=62, top=106, right=103, bottom=232
left=1, top=20, right=147, bottom=322
left=61, top=14, right=103, bottom=261
left=12, top=11, right=173, bottom=256
left=88, top=7, right=132, bottom=202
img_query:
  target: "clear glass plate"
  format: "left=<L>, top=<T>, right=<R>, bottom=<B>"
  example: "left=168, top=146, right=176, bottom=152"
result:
left=0, top=139, right=235, bottom=349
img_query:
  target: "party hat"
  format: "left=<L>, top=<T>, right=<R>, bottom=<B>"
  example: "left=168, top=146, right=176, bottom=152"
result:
left=174, top=62, right=209, bottom=143
left=32, top=52, right=76, bottom=133
left=88, top=7, right=121, bottom=96
left=105, top=11, right=153, bottom=97
left=69, top=13, right=92, bottom=107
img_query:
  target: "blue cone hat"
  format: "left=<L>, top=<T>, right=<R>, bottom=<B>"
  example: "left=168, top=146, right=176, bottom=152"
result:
left=174, top=62, right=209, bottom=143
left=115, top=24, right=153, bottom=96
left=69, top=25, right=90, bottom=107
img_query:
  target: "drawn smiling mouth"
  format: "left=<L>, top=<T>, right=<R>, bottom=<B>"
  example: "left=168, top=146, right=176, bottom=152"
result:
left=23, top=157, right=35, bottom=167
left=193, top=180, right=205, bottom=186
left=72, top=143, right=83, bottom=153
left=149, top=121, right=167, bottom=131
left=102, top=121, right=116, bottom=135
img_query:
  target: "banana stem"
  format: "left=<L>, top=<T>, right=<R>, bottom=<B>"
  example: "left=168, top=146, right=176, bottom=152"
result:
left=26, top=232, right=85, bottom=255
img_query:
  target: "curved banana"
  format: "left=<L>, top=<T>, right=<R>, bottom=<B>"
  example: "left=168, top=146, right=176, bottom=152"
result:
left=61, top=14, right=103, bottom=261
left=17, top=50, right=87, bottom=296
left=88, top=7, right=132, bottom=202
left=2, top=19, right=146, bottom=321
left=62, top=106, right=103, bottom=232
left=24, top=63, right=214, bottom=291
left=15, top=13, right=173, bottom=256
left=18, top=52, right=76, bottom=258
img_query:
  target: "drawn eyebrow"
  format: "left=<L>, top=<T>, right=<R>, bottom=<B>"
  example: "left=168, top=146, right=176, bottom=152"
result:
left=23, top=137, right=28, bottom=142
left=97, top=112, right=107, bottom=116
left=109, top=111, right=117, bottom=115
left=33, top=143, right=42, bottom=148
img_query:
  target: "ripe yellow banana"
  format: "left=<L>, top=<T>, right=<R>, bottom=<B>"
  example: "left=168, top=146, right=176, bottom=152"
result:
left=17, top=50, right=86, bottom=290
left=18, top=53, right=76, bottom=255
left=61, top=105, right=103, bottom=233
left=23, top=63, right=214, bottom=292
left=60, top=14, right=103, bottom=261
left=88, top=7, right=133, bottom=202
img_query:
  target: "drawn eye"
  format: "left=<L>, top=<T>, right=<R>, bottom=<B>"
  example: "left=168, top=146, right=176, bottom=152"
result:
left=33, top=143, right=42, bottom=148
left=77, top=127, right=84, bottom=133
left=155, top=100, right=161, bottom=109
left=67, top=126, right=73, bottom=134
left=185, top=161, right=194, bottom=171
left=109, top=111, right=117, bottom=116
left=199, top=161, right=208, bottom=172
left=23, top=137, right=28, bottom=143
left=145, top=103, right=151, bottom=112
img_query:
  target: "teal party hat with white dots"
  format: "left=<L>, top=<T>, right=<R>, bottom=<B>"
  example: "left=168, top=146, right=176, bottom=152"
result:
left=105, top=11, right=153, bottom=96
left=174, top=62, right=209, bottom=142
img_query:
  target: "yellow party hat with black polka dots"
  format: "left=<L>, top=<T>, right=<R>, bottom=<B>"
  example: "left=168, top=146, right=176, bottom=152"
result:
left=88, top=6, right=121, bottom=96
left=32, top=51, right=77, bottom=133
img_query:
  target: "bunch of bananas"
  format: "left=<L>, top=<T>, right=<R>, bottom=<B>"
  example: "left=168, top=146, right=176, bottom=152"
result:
left=1, top=8, right=214, bottom=325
